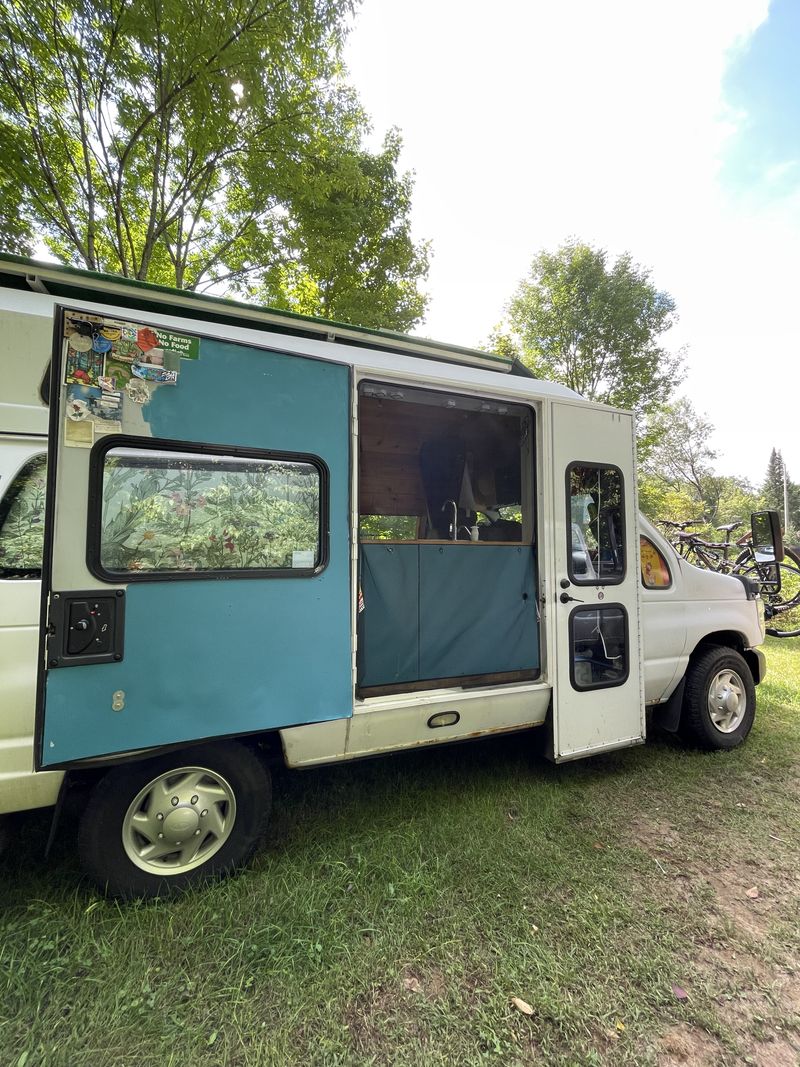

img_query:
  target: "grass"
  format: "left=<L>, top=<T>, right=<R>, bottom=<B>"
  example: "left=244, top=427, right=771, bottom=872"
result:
left=1, top=638, right=800, bottom=1066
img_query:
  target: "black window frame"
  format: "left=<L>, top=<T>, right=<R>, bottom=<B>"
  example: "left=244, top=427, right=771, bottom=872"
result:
left=87, top=434, right=329, bottom=583
left=639, top=535, right=673, bottom=590
left=566, top=460, right=626, bottom=585
left=568, top=603, right=630, bottom=691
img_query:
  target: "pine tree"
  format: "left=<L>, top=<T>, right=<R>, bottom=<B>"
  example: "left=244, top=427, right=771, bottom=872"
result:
left=761, top=448, right=800, bottom=538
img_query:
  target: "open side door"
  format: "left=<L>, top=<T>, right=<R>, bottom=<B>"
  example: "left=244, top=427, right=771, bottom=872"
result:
left=37, top=307, right=352, bottom=768
left=550, top=401, right=644, bottom=760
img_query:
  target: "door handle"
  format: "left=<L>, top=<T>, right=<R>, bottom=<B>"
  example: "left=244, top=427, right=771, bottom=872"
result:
left=559, top=592, right=584, bottom=604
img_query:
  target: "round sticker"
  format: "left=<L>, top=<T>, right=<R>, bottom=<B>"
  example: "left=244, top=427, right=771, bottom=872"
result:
left=68, top=334, right=93, bottom=352
left=92, top=334, right=113, bottom=353
left=100, top=325, right=121, bottom=341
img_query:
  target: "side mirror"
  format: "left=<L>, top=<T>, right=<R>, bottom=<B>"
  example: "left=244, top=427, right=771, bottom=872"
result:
left=750, top=510, right=784, bottom=564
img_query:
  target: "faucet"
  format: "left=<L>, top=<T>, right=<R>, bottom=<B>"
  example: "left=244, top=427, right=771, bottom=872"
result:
left=442, top=499, right=458, bottom=540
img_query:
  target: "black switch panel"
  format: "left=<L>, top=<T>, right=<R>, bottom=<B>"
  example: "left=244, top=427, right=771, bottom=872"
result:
left=48, top=590, right=125, bottom=668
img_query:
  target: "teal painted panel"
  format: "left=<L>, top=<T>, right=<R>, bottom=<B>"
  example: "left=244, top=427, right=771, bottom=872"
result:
left=42, top=338, right=352, bottom=765
left=418, top=546, right=538, bottom=680
left=357, top=544, right=419, bottom=687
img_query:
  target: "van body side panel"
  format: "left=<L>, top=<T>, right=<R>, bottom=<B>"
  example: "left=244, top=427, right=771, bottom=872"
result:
left=41, top=332, right=353, bottom=766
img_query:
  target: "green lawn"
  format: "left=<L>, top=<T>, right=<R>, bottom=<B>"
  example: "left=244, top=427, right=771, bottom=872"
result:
left=2, top=639, right=799, bottom=1066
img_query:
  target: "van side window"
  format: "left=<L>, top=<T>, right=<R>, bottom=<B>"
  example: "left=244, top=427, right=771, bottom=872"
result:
left=359, top=383, right=533, bottom=544
left=93, top=445, right=324, bottom=579
left=640, top=536, right=672, bottom=588
left=567, top=463, right=625, bottom=584
left=0, top=454, right=47, bottom=578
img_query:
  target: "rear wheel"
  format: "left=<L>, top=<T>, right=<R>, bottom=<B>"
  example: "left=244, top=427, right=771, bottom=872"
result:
left=78, top=741, right=271, bottom=899
left=681, top=645, right=755, bottom=750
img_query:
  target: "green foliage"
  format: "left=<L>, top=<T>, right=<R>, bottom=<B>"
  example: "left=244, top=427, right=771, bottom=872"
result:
left=0, top=456, right=46, bottom=574
left=0, top=0, right=429, bottom=329
left=100, top=457, right=319, bottom=573
left=493, top=240, right=683, bottom=419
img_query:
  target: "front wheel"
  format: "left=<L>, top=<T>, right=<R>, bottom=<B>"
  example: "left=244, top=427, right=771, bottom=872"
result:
left=78, top=741, right=271, bottom=900
left=680, top=645, right=756, bottom=750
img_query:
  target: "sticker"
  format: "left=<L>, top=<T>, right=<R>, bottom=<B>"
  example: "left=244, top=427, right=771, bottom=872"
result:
left=291, top=549, right=315, bottom=568
left=94, top=420, right=122, bottom=437
left=65, top=347, right=104, bottom=386
left=66, top=383, right=101, bottom=420
left=94, top=390, right=123, bottom=422
left=159, top=330, right=200, bottom=360
left=137, top=347, right=164, bottom=366
left=131, top=362, right=178, bottom=385
left=64, top=417, right=94, bottom=447
left=126, top=378, right=150, bottom=404
left=112, top=339, right=141, bottom=363
left=136, top=327, right=159, bottom=353
left=67, top=333, right=93, bottom=353
left=92, top=333, right=114, bottom=354
left=105, top=357, right=133, bottom=387
left=100, top=325, right=121, bottom=342
left=98, top=374, right=117, bottom=392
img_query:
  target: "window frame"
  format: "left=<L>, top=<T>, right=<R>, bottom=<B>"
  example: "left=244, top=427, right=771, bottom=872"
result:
left=0, top=452, right=48, bottom=579
left=639, top=535, right=673, bottom=590
left=87, top=434, right=329, bottom=583
left=357, top=378, right=536, bottom=546
left=565, top=460, right=626, bottom=586
left=568, top=603, right=630, bottom=691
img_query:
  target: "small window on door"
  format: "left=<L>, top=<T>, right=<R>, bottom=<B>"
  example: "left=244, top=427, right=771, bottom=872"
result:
left=568, top=463, right=625, bottom=584
left=0, top=454, right=47, bottom=578
left=640, top=536, right=672, bottom=588
left=569, top=605, right=629, bottom=689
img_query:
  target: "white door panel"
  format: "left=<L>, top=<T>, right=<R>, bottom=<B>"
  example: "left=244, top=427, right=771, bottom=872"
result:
left=550, top=403, right=644, bottom=760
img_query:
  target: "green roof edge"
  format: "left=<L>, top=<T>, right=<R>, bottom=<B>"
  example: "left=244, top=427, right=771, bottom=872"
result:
left=0, top=252, right=511, bottom=367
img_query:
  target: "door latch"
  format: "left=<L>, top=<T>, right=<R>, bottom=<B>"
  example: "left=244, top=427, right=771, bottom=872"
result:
left=559, top=591, right=584, bottom=604
left=47, top=590, right=125, bottom=668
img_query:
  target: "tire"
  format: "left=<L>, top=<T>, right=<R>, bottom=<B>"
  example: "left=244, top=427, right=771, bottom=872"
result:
left=680, top=645, right=756, bottom=750
left=78, top=741, right=271, bottom=900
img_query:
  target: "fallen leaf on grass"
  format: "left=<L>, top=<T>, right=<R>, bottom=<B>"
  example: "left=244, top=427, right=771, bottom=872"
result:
left=671, top=984, right=688, bottom=1001
left=593, top=842, right=605, bottom=850
left=745, top=887, right=759, bottom=899
left=511, top=996, right=534, bottom=1016
left=616, top=1020, right=626, bottom=1032
left=403, top=977, right=422, bottom=993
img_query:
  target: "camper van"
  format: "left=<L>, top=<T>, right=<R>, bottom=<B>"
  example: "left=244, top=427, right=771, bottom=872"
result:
left=0, top=255, right=767, bottom=899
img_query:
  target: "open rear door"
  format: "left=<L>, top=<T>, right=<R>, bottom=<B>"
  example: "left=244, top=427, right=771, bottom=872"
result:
left=37, top=307, right=352, bottom=768
left=550, top=401, right=644, bottom=760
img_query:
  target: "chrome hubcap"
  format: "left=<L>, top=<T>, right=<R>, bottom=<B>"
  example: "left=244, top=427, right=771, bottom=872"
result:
left=122, top=766, right=237, bottom=875
left=707, top=669, right=746, bottom=733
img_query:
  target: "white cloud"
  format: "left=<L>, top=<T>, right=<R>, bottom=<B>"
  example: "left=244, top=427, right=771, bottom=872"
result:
left=345, top=0, right=799, bottom=486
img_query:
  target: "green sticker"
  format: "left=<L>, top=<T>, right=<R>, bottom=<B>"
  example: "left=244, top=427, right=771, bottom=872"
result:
left=159, top=330, right=199, bottom=360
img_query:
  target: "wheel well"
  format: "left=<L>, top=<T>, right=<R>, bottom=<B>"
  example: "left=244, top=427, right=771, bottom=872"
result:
left=689, top=631, right=762, bottom=684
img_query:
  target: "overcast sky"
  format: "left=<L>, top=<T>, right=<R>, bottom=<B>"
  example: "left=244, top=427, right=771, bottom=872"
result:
left=344, top=0, right=798, bottom=488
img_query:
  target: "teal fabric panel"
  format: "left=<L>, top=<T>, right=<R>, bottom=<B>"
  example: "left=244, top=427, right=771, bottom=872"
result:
left=418, top=546, right=538, bottom=680
left=357, top=544, right=419, bottom=687
left=42, top=339, right=352, bottom=766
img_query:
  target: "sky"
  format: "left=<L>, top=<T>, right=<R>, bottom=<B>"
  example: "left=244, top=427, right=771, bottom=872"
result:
left=344, top=0, right=799, bottom=488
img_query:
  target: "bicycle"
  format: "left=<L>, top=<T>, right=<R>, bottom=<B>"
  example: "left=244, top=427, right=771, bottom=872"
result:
left=656, top=518, right=800, bottom=638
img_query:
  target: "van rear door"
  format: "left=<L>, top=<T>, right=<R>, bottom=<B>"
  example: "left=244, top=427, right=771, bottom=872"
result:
left=36, top=307, right=352, bottom=768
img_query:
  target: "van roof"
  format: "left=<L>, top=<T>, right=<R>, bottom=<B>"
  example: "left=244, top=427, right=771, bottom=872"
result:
left=0, top=252, right=515, bottom=376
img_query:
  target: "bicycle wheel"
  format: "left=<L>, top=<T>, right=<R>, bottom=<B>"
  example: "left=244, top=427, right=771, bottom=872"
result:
left=740, top=560, right=800, bottom=637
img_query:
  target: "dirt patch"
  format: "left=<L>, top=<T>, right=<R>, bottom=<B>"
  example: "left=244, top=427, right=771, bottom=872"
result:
left=657, top=1023, right=723, bottom=1065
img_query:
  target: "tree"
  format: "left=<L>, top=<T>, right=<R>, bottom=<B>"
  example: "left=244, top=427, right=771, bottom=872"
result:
left=264, top=129, right=430, bottom=331
left=493, top=241, right=683, bottom=419
left=0, top=0, right=429, bottom=328
left=640, top=399, right=762, bottom=528
left=761, top=448, right=800, bottom=537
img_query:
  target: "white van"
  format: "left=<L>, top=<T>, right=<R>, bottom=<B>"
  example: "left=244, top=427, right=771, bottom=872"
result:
left=0, top=255, right=767, bottom=899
